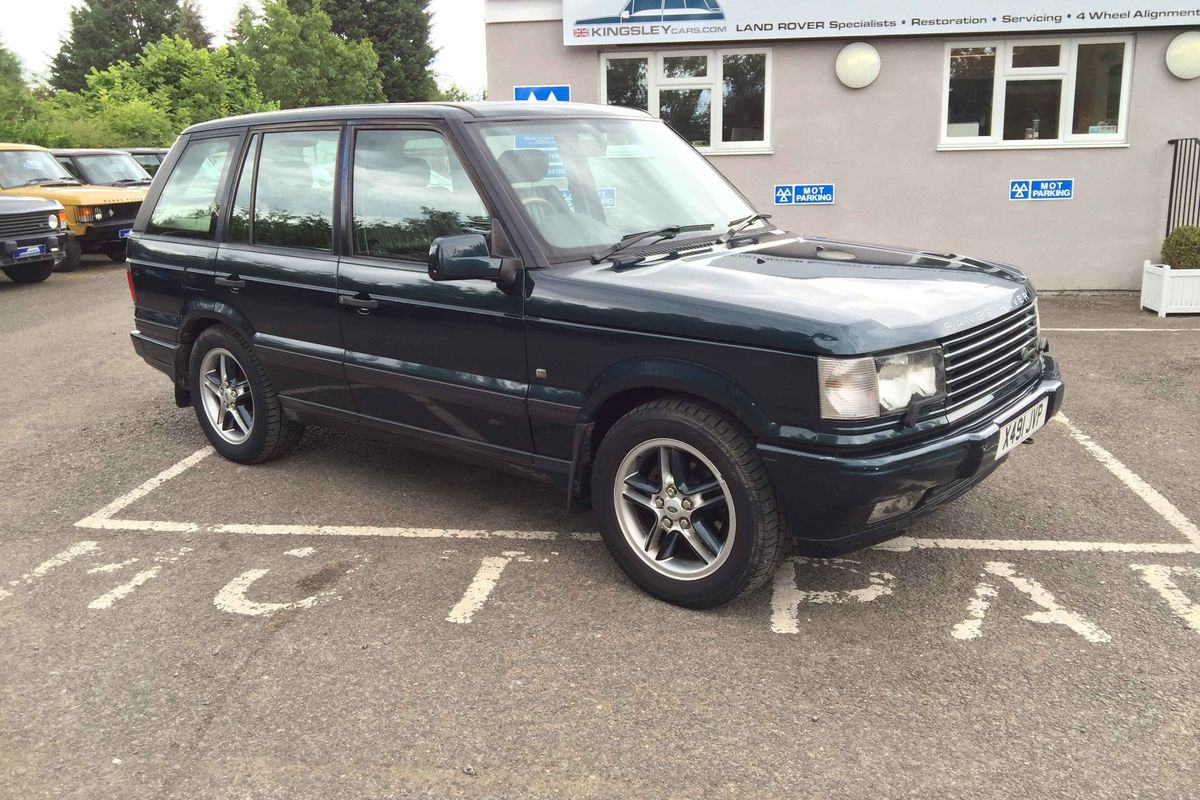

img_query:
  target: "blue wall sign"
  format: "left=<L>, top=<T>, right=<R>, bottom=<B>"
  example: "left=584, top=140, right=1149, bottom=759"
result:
left=1010, top=179, right=1074, bottom=201
left=514, top=85, right=571, bottom=102
left=774, top=184, right=835, bottom=206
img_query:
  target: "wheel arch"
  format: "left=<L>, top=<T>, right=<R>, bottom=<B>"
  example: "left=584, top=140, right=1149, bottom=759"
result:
left=566, top=358, right=771, bottom=510
left=172, top=300, right=256, bottom=406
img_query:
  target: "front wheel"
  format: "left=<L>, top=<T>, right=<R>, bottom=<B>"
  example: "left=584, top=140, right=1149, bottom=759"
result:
left=592, top=397, right=789, bottom=608
left=189, top=325, right=304, bottom=464
left=56, top=235, right=81, bottom=272
left=3, top=259, right=55, bottom=284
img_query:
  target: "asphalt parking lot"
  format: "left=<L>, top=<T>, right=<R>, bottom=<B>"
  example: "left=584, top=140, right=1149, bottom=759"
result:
left=2, top=258, right=1199, bottom=799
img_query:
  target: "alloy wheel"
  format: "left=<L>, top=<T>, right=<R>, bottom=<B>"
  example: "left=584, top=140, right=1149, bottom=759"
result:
left=198, top=348, right=254, bottom=445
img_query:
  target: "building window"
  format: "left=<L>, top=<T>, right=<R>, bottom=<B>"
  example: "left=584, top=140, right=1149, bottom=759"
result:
left=602, top=49, right=771, bottom=153
left=941, top=36, right=1133, bottom=149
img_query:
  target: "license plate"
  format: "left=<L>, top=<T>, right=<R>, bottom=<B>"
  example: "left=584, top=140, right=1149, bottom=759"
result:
left=995, top=397, right=1049, bottom=460
left=14, top=244, right=46, bottom=258
left=119, top=228, right=132, bottom=239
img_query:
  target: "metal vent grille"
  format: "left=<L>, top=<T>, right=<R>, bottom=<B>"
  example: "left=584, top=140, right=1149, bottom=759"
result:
left=941, top=303, right=1040, bottom=416
left=0, top=212, right=54, bottom=239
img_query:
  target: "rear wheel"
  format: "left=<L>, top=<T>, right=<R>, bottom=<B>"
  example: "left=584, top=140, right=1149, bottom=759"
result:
left=592, top=397, right=789, bottom=608
left=56, top=236, right=81, bottom=272
left=3, top=259, right=55, bottom=284
left=189, top=325, right=304, bottom=464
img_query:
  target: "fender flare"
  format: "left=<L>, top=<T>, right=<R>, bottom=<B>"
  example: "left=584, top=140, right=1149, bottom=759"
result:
left=566, top=357, right=773, bottom=509
left=173, top=300, right=256, bottom=393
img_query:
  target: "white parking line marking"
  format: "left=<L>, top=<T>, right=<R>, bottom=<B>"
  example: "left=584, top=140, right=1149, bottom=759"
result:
left=951, top=561, right=1111, bottom=643
left=448, top=551, right=523, bottom=625
left=74, top=442, right=1200, bottom=554
left=285, top=547, right=315, bottom=558
left=771, top=557, right=897, bottom=634
left=88, top=567, right=162, bottom=610
left=214, top=568, right=323, bottom=616
left=1056, top=415, right=1200, bottom=548
left=75, top=448, right=212, bottom=530
left=3, top=541, right=100, bottom=601
left=1131, top=564, right=1200, bottom=633
left=88, top=559, right=140, bottom=574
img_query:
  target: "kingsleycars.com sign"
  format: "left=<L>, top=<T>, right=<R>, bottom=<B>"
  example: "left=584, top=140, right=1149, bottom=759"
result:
left=563, top=0, right=1200, bottom=45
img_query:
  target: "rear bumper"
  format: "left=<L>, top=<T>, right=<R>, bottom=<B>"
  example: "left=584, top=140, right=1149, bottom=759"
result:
left=1, top=232, right=63, bottom=266
left=759, top=356, right=1065, bottom=554
left=131, top=330, right=178, bottom=378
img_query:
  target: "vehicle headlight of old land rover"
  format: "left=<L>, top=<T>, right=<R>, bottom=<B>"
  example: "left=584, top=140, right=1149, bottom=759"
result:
left=126, top=102, right=1063, bottom=609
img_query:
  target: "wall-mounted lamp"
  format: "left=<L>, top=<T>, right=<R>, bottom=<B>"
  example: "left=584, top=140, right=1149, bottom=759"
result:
left=1166, top=31, right=1200, bottom=80
left=836, top=42, right=881, bottom=89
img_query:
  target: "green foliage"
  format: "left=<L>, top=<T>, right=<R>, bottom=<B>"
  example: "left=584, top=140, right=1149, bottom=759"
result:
left=232, top=0, right=385, bottom=109
left=1162, top=226, right=1200, bottom=270
left=289, top=0, right=438, bottom=102
left=0, top=42, right=40, bottom=142
left=175, top=0, right=213, bottom=50
left=51, top=0, right=182, bottom=92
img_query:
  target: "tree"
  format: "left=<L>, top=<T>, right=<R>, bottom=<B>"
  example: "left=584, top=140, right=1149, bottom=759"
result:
left=87, top=36, right=272, bottom=132
left=232, top=0, right=385, bottom=109
left=51, top=0, right=182, bottom=92
left=0, top=41, right=39, bottom=142
left=289, top=0, right=438, bottom=102
left=175, top=0, right=212, bottom=50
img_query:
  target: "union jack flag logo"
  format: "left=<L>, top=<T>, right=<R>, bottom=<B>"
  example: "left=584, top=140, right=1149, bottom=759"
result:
left=573, top=27, right=590, bottom=37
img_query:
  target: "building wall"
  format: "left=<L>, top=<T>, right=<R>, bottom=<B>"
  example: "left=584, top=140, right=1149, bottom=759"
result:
left=487, top=19, right=1200, bottom=290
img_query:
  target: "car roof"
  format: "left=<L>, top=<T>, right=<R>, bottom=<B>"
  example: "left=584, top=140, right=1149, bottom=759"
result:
left=122, top=148, right=169, bottom=154
left=0, top=142, right=49, bottom=152
left=184, top=101, right=651, bottom=134
left=50, top=148, right=134, bottom=157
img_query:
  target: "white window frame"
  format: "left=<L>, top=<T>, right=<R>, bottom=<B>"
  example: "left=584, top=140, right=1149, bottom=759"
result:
left=600, top=48, right=773, bottom=155
left=939, top=35, right=1134, bottom=151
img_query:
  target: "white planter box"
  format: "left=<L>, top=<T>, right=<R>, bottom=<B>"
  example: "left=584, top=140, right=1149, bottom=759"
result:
left=1141, top=261, right=1200, bottom=316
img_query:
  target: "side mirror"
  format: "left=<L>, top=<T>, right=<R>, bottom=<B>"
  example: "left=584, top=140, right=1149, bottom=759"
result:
left=427, top=234, right=503, bottom=282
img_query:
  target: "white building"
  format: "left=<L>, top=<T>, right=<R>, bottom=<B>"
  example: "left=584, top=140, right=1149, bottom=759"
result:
left=485, top=1, right=1200, bottom=289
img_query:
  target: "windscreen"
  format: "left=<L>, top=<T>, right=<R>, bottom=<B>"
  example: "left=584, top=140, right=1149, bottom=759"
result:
left=0, top=150, right=77, bottom=189
left=474, top=117, right=759, bottom=259
left=75, top=154, right=151, bottom=185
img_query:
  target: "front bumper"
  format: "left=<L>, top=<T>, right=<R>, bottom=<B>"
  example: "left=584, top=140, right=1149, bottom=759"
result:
left=78, top=221, right=135, bottom=248
left=1, top=232, right=63, bottom=266
left=759, top=356, right=1064, bottom=554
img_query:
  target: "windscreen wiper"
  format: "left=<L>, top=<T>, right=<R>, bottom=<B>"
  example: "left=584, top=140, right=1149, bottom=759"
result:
left=112, top=178, right=151, bottom=186
left=591, top=223, right=714, bottom=266
left=19, top=177, right=58, bottom=187
left=719, top=212, right=772, bottom=244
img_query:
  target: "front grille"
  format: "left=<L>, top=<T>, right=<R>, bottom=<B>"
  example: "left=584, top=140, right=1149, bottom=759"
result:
left=105, top=202, right=141, bottom=222
left=0, top=211, right=54, bottom=239
left=941, top=302, right=1040, bottom=417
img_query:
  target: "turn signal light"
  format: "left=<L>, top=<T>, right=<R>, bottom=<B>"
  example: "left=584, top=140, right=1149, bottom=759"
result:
left=75, top=206, right=93, bottom=223
left=126, top=267, right=136, bottom=304
left=57, top=210, right=67, bottom=227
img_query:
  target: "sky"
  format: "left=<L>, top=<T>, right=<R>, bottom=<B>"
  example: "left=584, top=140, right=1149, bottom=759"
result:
left=2, top=0, right=487, bottom=96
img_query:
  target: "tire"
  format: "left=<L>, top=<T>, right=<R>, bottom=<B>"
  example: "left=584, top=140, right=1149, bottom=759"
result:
left=591, top=396, right=790, bottom=608
left=188, top=325, right=304, bottom=464
left=56, top=235, right=81, bottom=272
left=102, top=242, right=126, bottom=263
left=3, top=259, right=55, bottom=284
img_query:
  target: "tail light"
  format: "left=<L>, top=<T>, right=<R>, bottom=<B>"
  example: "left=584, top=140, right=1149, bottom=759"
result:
left=126, top=266, right=136, bottom=303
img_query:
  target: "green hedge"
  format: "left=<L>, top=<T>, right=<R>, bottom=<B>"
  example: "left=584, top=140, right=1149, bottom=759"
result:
left=1162, top=225, right=1200, bottom=270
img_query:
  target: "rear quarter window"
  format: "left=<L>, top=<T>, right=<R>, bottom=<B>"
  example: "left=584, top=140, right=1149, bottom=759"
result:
left=146, top=136, right=236, bottom=239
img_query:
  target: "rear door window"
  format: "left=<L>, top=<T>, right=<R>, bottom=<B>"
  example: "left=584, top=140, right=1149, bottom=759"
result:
left=350, top=129, right=491, bottom=262
left=251, top=130, right=339, bottom=252
left=147, top=136, right=237, bottom=238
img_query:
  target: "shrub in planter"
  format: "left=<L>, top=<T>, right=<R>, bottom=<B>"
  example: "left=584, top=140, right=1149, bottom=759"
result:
left=1162, top=225, right=1200, bottom=269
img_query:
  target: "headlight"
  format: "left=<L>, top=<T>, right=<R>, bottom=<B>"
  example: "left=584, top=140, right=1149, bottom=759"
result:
left=94, top=207, right=105, bottom=220
left=47, top=213, right=58, bottom=229
left=818, top=347, right=945, bottom=421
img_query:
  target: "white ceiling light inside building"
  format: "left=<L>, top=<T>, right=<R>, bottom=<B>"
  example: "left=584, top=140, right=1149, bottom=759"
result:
left=1166, top=31, right=1200, bottom=80
left=836, top=42, right=881, bottom=89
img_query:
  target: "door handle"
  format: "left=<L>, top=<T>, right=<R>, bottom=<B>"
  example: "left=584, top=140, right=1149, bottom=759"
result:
left=339, top=294, right=379, bottom=311
left=215, top=275, right=246, bottom=290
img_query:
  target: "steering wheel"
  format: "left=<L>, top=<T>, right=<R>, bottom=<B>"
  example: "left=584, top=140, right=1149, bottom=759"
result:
left=520, top=195, right=557, bottom=219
